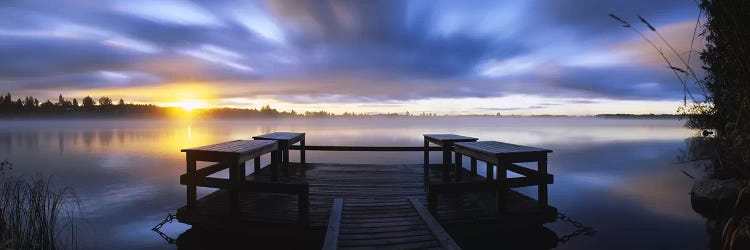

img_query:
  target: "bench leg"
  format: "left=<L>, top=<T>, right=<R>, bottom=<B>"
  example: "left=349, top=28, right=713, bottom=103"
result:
left=454, top=152, right=462, bottom=181
left=271, top=150, right=279, bottom=182
left=229, top=160, right=240, bottom=217
left=486, top=163, right=494, bottom=181
left=238, top=161, right=246, bottom=178
left=497, top=163, right=507, bottom=213
left=254, top=156, right=261, bottom=174
left=424, top=140, right=430, bottom=166
left=470, top=158, right=477, bottom=176
left=282, top=143, right=290, bottom=176
left=300, top=139, right=306, bottom=164
left=442, top=145, right=451, bottom=182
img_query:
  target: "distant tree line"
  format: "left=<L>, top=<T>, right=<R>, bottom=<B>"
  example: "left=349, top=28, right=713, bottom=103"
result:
left=0, top=92, right=431, bottom=118
left=0, top=92, right=174, bottom=117
left=594, top=113, right=681, bottom=119
left=0, top=92, right=682, bottom=119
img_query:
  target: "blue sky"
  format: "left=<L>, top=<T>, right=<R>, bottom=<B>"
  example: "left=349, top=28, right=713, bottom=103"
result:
left=0, top=0, right=704, bottom=114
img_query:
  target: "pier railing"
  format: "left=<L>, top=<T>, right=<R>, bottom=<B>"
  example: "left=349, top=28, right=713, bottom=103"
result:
left=289, top=142, right=553, bottom=215
left=289, top=145, right=443, bottom=151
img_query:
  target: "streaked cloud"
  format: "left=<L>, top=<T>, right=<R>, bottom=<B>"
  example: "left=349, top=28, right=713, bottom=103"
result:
left=0, top=0, right=703, bottom=114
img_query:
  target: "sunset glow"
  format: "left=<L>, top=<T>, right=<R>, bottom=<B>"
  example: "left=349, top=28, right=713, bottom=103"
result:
left=175, top=100, right=206, bottom=112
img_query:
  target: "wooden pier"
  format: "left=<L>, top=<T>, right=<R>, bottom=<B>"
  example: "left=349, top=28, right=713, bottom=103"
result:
left=323, top=197, right=460, bottom=249
left=176, top=133, right=557, bottom=249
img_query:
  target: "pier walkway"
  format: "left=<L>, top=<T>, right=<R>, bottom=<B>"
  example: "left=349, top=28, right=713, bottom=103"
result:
left=177, top=162, right=556, bottom=229
left=322, top=197, right=460, bottom=249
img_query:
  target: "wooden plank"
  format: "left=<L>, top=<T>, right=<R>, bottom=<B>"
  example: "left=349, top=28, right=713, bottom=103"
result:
left=506, top=175, right=553, bottom=188
left=338, top=235, right=437, bottom=247
left=423, top=134, right=478, bottom=144
left=454, top=141, right=552, bottom=155
left=253, top=132, right=305, bottom=144
left=410, top=198, right=461, bottom=250
left=342, top=216, right=423, bottom=224
left=340, top=240, right=440, bottom=249
left=343, top=204, right=413, bottom=210
left=342, top=212, right=419, bottom=219
left=192, top=162, right=226, bottom=178
left=344, top=201, right=412, bottom=207
left=339, top=224, right=428, bottom=234
left=289, top=145, right=443, bottom=151
left=179, top=162, right=557, bottom=237
left=454, top=141, right=551, bottom=164
left=323, top=198, right=343, bottom=250
left=340, top=220, right=425, bottom=228
left=182, top=140, right=278, bottom=155
left=184, top=177, right=308, bottom=194
left=338, top=230, right=432, bottom=240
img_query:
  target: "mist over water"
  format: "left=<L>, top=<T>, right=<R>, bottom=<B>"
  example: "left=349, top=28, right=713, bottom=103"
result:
left=0, top=117, right=705, bottom=249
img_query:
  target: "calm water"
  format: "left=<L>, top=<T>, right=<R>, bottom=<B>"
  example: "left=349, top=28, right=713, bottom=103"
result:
left=0, top=117, right=707, bottom=249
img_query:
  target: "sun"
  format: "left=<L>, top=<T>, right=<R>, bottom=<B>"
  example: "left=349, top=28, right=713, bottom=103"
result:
left=177, top=100, right=206, bottom=112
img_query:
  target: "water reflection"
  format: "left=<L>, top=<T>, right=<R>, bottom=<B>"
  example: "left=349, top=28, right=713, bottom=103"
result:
left=0, top=117, right=704, bottom=249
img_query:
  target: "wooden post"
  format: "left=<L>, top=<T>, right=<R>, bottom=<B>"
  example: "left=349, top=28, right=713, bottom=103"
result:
left=486, top=163, right=494, bottom=181
left=254, top=156, right=261, bottom=174
left=271, top=150, right=279, bottom=182
left=454, top=152, right=462, bottom=181
left=238, top=161, right=246, bottom=179
left=496, top=162, right=508, bottom=213
left=300, top=139, right=306, bottom=164
left=186, top=154, right=197, bottom=208
left=423, top=140, right=429, bottom=176
left=442, top=142, right=451, bottom=183
left=282, top=142, right=289, bottom=176
left=538, top=157, right=548, bottom=208
left=470, top=158, right=477, bottom=176
left=229, top=160, right=240, bottom=217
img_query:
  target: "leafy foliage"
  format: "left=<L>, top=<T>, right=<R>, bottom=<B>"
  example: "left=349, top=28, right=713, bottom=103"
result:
left=697, top=0, right=750, bottom=179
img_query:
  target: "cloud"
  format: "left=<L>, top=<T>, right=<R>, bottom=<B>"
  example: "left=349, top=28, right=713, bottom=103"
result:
left=111, top=0, right=224, bottom=27
left=0, top=0, right=702, bottom=109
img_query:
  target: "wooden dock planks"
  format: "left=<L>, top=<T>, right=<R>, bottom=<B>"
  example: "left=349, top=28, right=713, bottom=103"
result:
left=176, top=163, right=557, bottom=230
left=323, top=197, right=460, bottom=250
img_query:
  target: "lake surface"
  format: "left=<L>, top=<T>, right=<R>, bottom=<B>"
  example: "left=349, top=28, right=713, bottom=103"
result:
left=0, top=117, right=707, bottom=249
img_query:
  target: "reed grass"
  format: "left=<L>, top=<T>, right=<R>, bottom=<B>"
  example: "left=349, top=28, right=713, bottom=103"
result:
left=0, top=173, right=82, bottom=250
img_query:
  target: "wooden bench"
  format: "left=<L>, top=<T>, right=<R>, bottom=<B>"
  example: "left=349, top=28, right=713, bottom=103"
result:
left=423, top=134, right=478, bottom=182
left=180, top=140, right=310, bottom=225
left=452, top=141, right=553, bottom=210
left=323, top=197, right=461, bottom=250
left=253, top=132, right=306, bottom=175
